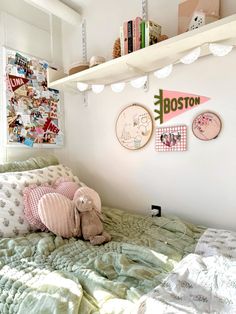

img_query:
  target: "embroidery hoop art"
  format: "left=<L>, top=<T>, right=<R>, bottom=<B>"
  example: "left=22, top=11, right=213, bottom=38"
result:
left=116, top=104, right=153, bottom=150
left=192, top=111, right=222, bottom=141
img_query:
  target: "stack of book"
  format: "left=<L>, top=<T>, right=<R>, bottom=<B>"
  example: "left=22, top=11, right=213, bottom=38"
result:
left=120, top=17, right=162, bottom=55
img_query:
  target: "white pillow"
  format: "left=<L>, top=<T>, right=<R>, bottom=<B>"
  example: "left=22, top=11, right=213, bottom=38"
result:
left=0, top=164, right=79, bottom=237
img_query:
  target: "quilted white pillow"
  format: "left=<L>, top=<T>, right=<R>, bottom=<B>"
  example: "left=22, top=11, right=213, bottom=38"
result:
left=0, top=164, right=79, bottom=237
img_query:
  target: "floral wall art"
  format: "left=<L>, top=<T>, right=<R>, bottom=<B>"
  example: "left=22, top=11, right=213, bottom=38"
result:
left=192, top=111, right=222, bottom=140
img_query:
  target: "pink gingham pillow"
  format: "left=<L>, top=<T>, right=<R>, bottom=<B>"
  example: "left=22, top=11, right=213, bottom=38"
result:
left=52, top=177, right=80, bottom=200
left=23, top=178, right=80, bottom=230
left=24, top=184, right=56, bottom=231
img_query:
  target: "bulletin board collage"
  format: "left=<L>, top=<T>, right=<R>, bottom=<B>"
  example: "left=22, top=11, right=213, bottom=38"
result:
left=5, top=48, right=63, bottom=148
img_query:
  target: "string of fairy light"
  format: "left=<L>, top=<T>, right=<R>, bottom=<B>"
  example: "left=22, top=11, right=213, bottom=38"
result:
left=76, top=42, right=234, bottom=94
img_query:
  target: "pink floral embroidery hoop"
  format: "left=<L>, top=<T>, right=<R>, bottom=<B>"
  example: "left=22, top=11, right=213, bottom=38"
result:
left=192, top=111, right=222, bottom=141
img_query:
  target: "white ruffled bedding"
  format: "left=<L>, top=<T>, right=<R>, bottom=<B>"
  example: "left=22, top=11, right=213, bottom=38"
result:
left=195, top=228, right=236, bottom=259
left=136, top=228, right=236, bottom=314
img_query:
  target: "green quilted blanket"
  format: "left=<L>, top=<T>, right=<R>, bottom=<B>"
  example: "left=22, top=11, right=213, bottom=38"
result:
left=0, top=207, right=204, bottom=314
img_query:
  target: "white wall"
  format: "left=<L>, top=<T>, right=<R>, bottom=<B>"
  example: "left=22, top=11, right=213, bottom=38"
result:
left=58, top=0, right=236, bottom=230
left=0, top=0, right=62, bottom=162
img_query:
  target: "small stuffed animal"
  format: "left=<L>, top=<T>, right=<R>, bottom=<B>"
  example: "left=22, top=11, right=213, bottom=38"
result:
left=74, top=193, right=111, bottom=245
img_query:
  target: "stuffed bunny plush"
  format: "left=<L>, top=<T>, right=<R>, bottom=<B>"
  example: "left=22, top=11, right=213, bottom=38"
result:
left=73, top=193, right=111, bottom=245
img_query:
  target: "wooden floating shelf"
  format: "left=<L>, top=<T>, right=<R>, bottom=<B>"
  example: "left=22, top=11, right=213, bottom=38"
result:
left=48, top=14, right=236, bottom=90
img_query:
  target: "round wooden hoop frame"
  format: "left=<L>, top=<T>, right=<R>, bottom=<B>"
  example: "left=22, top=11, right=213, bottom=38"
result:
left=192, top=111, right=222, bottom=141
left=115, top=104, right=153, bottom=150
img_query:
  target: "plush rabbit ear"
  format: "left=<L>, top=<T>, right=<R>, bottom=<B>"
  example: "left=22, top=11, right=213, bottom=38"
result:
left=98, top=212, right=105, bottom=222
left=73, top=187, right=101, bottom=213
left=95, top=211, right=106, bottom=223
left=74, top=194, right=94, bottom=212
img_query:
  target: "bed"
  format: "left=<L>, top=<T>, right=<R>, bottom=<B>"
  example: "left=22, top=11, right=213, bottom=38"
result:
left=0, top=156, right=205, bottom=314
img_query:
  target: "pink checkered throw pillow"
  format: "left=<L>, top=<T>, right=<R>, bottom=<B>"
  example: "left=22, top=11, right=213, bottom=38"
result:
left=23, top=178, right=80, bottom=230
left=53, top=177, right=81, bottom=200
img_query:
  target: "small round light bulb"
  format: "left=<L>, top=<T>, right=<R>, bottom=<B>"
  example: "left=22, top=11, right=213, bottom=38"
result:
left=209, top=43, right=233, bottom=57
left=130, top=76, right=147, bottom=88
left=111, top=82, right=125, bottom=92
left=154, top=64, right=173, bottom=79
left=180, top=47, right=201, bottom=64
left=77, top=82, right=88, bottom=91
left=91, top=84, right=104, bottom=94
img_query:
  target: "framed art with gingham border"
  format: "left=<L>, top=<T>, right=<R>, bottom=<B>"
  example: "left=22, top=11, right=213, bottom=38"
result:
left=155, top=125, right=187, bottom=152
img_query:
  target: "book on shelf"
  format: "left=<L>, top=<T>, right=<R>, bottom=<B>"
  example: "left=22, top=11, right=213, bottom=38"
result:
left=120, top=18, right=162, bottom=55
left=123, top=21, right=128, bottom=54
left=127, top=20, right=133, bottom=53
left=120, top=26, right=124, bottom=56
left=145, top=20, right=161, bottom=47
left=140, top=20, right=146, bottom=48
left=133, top=17, right=142, bottom=51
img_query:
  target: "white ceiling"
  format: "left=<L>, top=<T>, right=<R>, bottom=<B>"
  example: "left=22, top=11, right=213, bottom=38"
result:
left=60, top=0, right=92, bottom=13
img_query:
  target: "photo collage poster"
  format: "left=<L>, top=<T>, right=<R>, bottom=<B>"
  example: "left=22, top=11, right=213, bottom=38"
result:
left=5, top=48, right=63, bottom=147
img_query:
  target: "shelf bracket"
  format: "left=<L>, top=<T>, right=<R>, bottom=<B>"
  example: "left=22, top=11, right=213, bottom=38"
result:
left=82, top=18, right=87, bottom=63
left=82, top=91, right=88, bottom=107
left=125, top=62, right=149, bottom=92
left=142, top=0, right=148, bottom=20
left=144, top=75, right=149, bottom=92
left=81, top=18, right=89, bottom=105
left=125, top=62, right=147, bottom=76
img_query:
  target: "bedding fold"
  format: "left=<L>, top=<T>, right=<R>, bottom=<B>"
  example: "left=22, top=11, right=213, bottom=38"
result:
left=136, top=253, right=236, bottom=314
left=136, top=227, right=236, bottom=314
